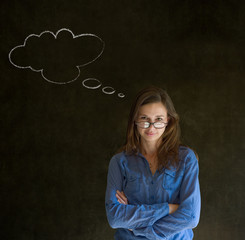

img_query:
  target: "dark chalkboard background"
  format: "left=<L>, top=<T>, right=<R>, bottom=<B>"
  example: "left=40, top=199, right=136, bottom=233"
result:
left=1, top=1, right=245, bottom=239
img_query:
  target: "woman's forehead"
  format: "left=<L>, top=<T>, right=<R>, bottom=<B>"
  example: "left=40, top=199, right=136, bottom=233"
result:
left=138, top=102, right=167, bottom=116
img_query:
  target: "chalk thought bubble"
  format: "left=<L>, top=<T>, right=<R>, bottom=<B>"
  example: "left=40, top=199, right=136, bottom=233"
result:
left=9, top=28, right=105, bottom=84
left=9, top=28, right=125, bottom=98
left=82, top=78, right=125, bottom=98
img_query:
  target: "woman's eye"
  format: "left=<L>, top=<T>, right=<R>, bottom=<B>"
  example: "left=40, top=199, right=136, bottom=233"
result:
left=156, top=118, right=163, bottom=121
left=140, top=116, right=147, bottom=120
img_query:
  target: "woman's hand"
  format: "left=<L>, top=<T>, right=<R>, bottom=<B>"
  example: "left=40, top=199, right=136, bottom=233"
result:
left=116, top=190, right=128, bottom=205
left=168, top=203, right=179, bottom=214
left=116, top=191, right=132, bottom=231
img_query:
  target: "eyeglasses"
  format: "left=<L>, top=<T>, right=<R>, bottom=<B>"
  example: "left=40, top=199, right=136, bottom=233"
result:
left=135, top=121, right=167, bottom=129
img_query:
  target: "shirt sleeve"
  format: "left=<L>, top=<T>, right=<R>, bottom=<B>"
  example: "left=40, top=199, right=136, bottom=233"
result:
left=133, top=150, right=201, bottom=239
left=105, top=154, right=170, bottom=230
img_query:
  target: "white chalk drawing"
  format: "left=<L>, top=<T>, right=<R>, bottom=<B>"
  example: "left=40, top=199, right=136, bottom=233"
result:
left=82, top=78, right=125, bottom=98
left=82, top=78, right=102, bottom=89
left=9, top=28, right=125, bottom=98
left=102, top=86, right=116, bottom=95
left=9, top=28, right=105, bottom=84
left=118, top=93, right=125, bottom=98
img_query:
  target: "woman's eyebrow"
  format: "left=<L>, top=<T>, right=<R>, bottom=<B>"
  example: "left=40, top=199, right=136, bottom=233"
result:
left=138, top=114, right=165, bottom=118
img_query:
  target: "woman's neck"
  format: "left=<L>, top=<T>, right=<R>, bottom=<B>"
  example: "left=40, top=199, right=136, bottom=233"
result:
left=140, top=140, right=158, bottom=157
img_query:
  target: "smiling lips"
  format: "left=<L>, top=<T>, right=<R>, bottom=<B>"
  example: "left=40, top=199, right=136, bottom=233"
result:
left=145, top=132, right=155, bottom=136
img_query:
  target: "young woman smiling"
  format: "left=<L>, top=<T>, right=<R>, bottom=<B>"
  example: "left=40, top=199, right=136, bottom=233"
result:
left=105, top=86, right=201, bottom=240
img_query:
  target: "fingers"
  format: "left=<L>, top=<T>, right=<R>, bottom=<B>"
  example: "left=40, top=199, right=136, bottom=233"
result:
left=116, top=190, right=128, bottom=205
left=120, top=191, right=127, bottom=200
left=116, top=193, right=126, bottom=204
left=116, top=191, right=127, bottom=204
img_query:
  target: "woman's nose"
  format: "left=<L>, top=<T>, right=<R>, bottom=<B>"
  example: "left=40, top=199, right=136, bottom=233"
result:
left=148, top=123, right=155, bottom=130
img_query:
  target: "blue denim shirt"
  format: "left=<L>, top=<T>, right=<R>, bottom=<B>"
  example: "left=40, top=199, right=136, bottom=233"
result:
left=105, top=146, right=201, bottom=240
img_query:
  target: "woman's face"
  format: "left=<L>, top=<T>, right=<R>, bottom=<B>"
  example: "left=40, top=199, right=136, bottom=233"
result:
left=136, top=102, right=168, bottom=145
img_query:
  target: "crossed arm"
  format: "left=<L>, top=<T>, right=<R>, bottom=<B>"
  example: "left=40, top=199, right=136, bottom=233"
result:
left=105, top=151, right=201, bottom=239
left=116, top=190, right=179, bottom=215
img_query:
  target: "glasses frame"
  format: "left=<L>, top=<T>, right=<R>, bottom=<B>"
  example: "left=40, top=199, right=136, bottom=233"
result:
left=135, top=121, right=168, bottom=129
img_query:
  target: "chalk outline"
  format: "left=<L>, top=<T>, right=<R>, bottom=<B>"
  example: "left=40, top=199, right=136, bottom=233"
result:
left=102, top=86, right=116, bottom=95
left=8, top=28, right=105, bottom=84
left=82, top=78, right=102, bottom=89
left=118, top=93, right=125, bottom=98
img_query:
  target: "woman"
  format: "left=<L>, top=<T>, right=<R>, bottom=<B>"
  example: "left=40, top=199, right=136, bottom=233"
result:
left=105, top=86, right=201, bottom=240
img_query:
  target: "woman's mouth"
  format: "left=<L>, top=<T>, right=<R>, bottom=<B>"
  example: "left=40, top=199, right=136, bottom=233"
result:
left=146, top=132, right=155, bottom=136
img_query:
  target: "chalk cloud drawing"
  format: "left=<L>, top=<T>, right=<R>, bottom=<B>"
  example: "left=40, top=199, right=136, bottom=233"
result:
left=9, top=28, right=125, bottom=98
left=9, top=28, right=104, bottom=84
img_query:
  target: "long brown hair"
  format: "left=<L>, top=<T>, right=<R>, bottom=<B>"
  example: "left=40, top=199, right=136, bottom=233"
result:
left=122, top=86, right=181, bottom=169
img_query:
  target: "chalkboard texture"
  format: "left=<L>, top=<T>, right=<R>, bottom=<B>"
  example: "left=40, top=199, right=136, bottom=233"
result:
left=1, top=0, right=245, bottom=239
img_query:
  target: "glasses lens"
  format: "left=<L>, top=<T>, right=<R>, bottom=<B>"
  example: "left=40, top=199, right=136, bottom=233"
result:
left=137, top=121, right=150, bottom=128
left=136, top=121, right=166, bottom=129
left=154, top=122, right=165, bottom=128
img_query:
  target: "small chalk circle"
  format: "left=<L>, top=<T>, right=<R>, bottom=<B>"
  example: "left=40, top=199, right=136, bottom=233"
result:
left=118, top=93, right=125, bottom=98
left=82, top=78, right=102, bottom=89
left=102, top=86, right=116, bottom=95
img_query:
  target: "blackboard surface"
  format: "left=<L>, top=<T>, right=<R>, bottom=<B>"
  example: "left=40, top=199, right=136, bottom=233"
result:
left=1, top=1, right=245, bottom=239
